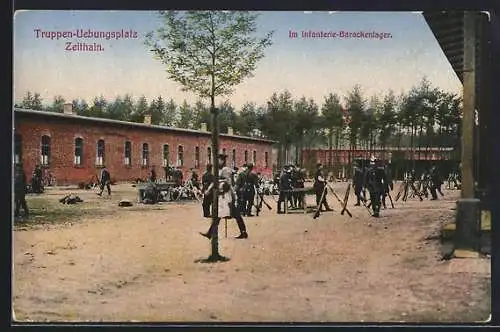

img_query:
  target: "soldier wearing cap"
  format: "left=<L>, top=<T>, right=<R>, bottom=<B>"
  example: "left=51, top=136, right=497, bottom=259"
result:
left=363, top=156, right=387, bottom=217
left=244, top=163, right=258, bottom=216
left=314, top=162, right=332, bottom=212
left=235, top=163, right=248, bottom=215
left=200, top=153, right=248, bottom=239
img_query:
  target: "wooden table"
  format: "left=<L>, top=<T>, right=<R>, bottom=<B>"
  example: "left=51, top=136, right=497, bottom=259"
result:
left=280, top=187, right=314, bottom=214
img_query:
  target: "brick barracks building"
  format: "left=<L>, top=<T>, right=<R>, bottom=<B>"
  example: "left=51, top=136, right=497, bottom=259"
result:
left=14, top=105, right=277, bottom=185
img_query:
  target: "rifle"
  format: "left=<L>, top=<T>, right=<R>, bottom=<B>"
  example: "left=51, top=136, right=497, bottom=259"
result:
left=327, top=183, right=352, bottom=218
left=254, top=185, right=272, bottom=216
left=387, top=191, right=395, bottom=209
left=313, top=185, right=328, bottom=219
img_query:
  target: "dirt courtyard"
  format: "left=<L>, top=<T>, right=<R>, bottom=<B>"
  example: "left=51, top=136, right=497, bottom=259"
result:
left=12, top=182, right=490, bottom=323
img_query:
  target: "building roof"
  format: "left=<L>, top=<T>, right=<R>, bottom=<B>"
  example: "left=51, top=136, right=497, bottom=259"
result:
left=304, top=147, right=455, bottom=151
left=14, top=108, right=277, bottom=144
left=423, top=11, right=488, bottom=89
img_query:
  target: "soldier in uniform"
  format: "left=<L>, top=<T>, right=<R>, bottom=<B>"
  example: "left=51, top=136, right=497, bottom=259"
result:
left=314, top=163, right=332, bottom=211
left=244, top=163, right=258, bottom=217
left=200, top=153, right=248, bottom=239
left=171, top=167, right=183, bottom=187
left=31, top=164, right=43, bottom=194
left=97, top=166, right=111, bottom=196
left=381, top=160, right=394, bottom=209
left=363, top=157, right=387, bottom=218
left=190, top=169, right=200, bottom=189
left=14, top=164, right=29, bottom=218
left=277, top=167, right=292, bottom=214
left=290, top=166, right=301, bottom=209
left=149, top=165, right=157, bottom=183
left=201, top=164, right=214, bottom=218
left=429, top=165, right=443, bottom=200
left=235, top=164, right=248, bottom=215
left=352, top=159, right=365, bottom=206
left=295, top=167, right=306, bottom=209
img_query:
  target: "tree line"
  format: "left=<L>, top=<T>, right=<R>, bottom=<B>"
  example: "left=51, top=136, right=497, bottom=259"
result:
left=16, top=76, right=461, bottom=167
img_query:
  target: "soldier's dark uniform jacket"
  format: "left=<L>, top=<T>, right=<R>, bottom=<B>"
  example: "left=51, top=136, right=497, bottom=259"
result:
left=202, top=170, right=214, bottom=192
left=149, top=168, right=157, bottom=182
left=15, top=165, right=29, bottom=217
left=363, top=163, right=387, bottom=217
left=314, top=166, right=331, bottom=210
left=15, top=166, right=27, bottom=196
left=191, top=171, right=200, bottom=188
left=244, top=171, right=258, bottom=215
left=277, top=170, right=292, bottom=213
left=246, top=172, right=259, bottom=190
left=384, top=164, right=393, bottom=191
left=32, top=166, right=44, bottom=193
left=353, top=163, right=365, bottom=205
left=235, top=170, right=247, bottom=212
left=280, top=171, right=292, bottom=191
left=173, top=168, right=183, bottom=186
left=430, top=167, right=442, bottom=186
left=101, top=168, right=111, bottom=183
left=235, top=171, right=247, bottom=193
left=429, top=167, right=443, bottom=200
left=313, top=167, right=326, bottom=191
left=201, top=167, right=215, bottom=218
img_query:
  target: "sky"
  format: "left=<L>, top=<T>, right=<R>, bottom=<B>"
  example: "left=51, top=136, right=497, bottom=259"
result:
left=13, top=10, right=463, bottom=110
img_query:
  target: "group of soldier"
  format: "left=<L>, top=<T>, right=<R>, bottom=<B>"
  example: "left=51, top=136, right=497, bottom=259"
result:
left=199, top=153, right=249, bottom=240
left=275, top=165, right=308, bottom=213
left=201, top=159, right=263, bottom=221
left=351, top=156, right=444, bottom=217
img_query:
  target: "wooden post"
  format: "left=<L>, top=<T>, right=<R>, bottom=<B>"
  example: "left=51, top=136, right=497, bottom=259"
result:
left=461, top=11, right=476, bottom=199
left=454, top=11, right=481, bottom=252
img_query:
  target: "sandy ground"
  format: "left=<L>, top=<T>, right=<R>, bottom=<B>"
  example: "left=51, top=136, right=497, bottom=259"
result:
left=12, top=182, right=490, bottom=323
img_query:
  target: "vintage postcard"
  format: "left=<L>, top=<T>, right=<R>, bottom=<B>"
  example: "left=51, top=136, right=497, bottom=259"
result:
left=12, top=10, right=491, bottom=323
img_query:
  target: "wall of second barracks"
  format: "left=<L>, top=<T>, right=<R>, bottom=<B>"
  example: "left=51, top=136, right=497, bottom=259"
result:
left=15, top=116, right=274, bottom=185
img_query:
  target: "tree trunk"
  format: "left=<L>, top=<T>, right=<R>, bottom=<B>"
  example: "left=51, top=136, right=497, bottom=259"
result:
left=328, top=129, right=333, bottom=167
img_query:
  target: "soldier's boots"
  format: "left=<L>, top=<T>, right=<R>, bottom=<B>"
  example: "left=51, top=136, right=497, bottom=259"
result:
left=235, top=231, right=248, bottom=239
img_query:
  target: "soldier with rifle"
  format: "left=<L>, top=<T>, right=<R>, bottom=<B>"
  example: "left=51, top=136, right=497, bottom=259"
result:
left=363, top=156, right=387, bottom=218
left=381, top=160, right=394, bottom=209
left=314, top=163, right=333, bottom=212
left=201, top=164, right=214, bottom=218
